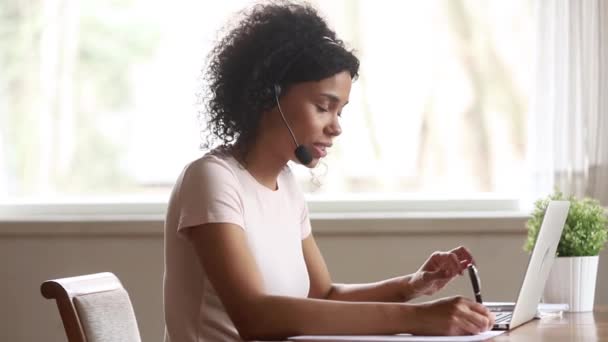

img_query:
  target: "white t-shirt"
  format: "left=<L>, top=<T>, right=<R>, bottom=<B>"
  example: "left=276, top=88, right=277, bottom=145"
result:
left=163, top=148, right=312, bottom=342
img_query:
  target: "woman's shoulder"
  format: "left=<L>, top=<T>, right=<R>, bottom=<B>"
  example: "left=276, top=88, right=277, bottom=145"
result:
left=181, top=147, right=240, bottom=183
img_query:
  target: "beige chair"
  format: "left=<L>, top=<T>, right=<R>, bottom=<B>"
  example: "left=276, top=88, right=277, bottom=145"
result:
left=41, top=272, right=142, bottom=342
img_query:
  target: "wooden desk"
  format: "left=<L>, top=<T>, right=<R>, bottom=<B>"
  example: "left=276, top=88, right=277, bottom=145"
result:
left=490, top=306, right=608, bottom=341
left=288, top=306, right=608, bottom=341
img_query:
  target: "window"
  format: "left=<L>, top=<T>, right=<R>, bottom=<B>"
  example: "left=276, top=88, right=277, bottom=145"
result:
left=0, top=0, right=533, bottom=206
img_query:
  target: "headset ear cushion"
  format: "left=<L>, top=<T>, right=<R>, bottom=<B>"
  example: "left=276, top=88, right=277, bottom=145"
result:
left=273, top=84, right=282, bottom=97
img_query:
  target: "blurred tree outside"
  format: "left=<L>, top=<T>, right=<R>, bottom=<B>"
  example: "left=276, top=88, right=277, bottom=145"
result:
left=1, top=0, right=532, bottom=200
left=307, top=0, right=531, bottom=194
left=0, top=0, right=159, bottom=198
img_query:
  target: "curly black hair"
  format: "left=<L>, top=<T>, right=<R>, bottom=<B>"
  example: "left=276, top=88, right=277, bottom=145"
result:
left=200, top=0, right=360, bottom=152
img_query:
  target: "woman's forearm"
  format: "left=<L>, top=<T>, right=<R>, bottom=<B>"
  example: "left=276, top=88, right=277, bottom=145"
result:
left=237, top=295, right=418, bottom=340
left=325, top=275, right=419, bottom=303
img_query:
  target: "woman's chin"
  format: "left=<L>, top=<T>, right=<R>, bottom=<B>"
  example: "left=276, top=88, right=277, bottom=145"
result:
left=305, top=158, right=320, bottom=168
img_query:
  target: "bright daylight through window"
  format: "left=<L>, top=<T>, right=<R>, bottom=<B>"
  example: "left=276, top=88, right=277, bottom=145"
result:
left=0, top=0, right=533, bottom=205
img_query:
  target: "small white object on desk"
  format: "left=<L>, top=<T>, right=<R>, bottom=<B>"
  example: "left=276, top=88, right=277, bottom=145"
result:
left=538, top=303, right=570, bottom=313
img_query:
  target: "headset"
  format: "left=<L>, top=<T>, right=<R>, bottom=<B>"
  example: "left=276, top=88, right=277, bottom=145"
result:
left=273, top=83, right=313, bottom=165
left=272, top=36, right=339, bottom=165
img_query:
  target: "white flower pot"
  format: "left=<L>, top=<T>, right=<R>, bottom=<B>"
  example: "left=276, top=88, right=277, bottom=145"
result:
left=543, top=256, right=599, bottom=312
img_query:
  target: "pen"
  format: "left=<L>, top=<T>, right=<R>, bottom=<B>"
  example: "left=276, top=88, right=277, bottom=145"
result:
left=467, top=264, right=483, bottom=304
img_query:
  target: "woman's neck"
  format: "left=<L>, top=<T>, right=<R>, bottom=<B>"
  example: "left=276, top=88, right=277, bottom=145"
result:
left=232, top=140, right=288, bottom=191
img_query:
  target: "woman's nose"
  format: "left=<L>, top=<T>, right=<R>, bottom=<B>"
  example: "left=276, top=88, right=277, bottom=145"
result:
left=325, top=116, right=342, bottom=136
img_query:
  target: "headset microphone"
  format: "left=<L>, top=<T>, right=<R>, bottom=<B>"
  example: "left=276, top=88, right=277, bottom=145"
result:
left=273, top=84, right=313, bottom=165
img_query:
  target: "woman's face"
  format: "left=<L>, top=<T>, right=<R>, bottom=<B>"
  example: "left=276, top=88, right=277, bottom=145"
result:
left=273, top=71, right=352, bottom=168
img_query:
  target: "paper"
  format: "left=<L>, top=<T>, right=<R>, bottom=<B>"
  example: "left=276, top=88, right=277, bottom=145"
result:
left=289, top=331, right=504, bottom=341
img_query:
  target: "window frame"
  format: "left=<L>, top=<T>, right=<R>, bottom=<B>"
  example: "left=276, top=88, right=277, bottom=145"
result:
left=0, top=196, right=525, bottom=222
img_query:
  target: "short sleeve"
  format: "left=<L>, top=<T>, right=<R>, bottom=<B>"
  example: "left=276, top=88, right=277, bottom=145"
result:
left=176, top=156, right=245, bottom=235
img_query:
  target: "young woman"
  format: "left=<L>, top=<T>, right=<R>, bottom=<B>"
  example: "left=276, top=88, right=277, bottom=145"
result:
left=163, top=2, right=495, bottom=341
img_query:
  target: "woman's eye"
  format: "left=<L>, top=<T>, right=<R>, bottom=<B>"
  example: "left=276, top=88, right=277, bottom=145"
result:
left=316, top=105, right=329, bottom=112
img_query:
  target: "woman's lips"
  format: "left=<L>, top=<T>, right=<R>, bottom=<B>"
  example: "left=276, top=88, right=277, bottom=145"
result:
left=311, top=143, right=329, bottom=158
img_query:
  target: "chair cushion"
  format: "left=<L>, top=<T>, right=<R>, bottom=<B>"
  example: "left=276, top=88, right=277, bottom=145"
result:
left=73, top=288, right=142, bottom=342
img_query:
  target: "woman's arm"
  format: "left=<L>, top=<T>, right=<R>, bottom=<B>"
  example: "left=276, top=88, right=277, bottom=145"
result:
left=303, top=235, right=475, bottom=303
left=188, top=223, right=414, bottom=340
left=188, top=223, right=492, bottom=340
left=302, top=234, right=414, bottom=302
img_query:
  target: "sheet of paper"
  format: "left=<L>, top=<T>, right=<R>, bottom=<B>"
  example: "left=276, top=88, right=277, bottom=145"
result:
left=289, top=330, right=504, bottom=341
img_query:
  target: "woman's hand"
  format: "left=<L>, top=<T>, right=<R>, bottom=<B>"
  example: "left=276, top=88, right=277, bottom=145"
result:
left=411, top=296, right=495, bottom=336
left=406, top=246, right=475, bottom=298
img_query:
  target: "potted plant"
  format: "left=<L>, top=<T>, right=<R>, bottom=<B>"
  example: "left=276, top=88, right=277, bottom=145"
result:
left=524, top=191, right=608, bottom=312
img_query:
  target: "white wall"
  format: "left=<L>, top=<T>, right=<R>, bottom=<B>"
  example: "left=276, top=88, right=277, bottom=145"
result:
left=1, top=217, right=607, bottom=342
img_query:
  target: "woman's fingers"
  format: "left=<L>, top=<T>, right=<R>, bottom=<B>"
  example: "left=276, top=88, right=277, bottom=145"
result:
left=450, top=246, right=475, bottom=265
left=453, top=304, right=492, bottom=335
left=426, top=247, right=477, bottom=278
left=469, top=303, right=496, bottom=330
left=446, top=252, right=462, bottom=277
left=431, top=252, right=463, bottom=278
left=443, top=299, right=491, bottom=335
left=449, top=246, right=476, bottom=275
left=455, top=315, right=484, bottom=335
left=466, top=310, right=491, bottom=333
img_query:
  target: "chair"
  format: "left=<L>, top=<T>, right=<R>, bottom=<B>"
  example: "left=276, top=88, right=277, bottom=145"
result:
left=41, top=272, right=142, bottom=342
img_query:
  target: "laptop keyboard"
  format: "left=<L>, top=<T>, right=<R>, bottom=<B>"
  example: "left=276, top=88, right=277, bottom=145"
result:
left=494, top=312, right=512, bottom=324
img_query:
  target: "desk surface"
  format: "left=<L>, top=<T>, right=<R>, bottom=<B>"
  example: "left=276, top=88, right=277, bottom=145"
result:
left=490, top=305, right=608, bottom=341
left=288, top=306, right=608, bottom=341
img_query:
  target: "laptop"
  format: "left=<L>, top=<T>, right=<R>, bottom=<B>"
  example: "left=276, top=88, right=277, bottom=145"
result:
left=483, top=200, right=570, bottom=330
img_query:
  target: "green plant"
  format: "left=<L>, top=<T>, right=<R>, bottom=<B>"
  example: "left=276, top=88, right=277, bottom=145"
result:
left=524, top=191, right=608, bottom=256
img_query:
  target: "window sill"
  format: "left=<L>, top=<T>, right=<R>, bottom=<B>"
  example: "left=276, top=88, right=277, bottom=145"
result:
left=0, top=210, right=530, bottom=236
left=0, top=197, right=530, bottom=235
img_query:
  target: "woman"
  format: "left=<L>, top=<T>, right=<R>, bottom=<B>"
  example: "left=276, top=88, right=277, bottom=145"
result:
left=164, top=2, right=495, bottom=341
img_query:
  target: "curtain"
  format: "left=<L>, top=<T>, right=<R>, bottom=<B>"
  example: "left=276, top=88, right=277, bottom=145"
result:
left=529, top=0, right=608, bottom=205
